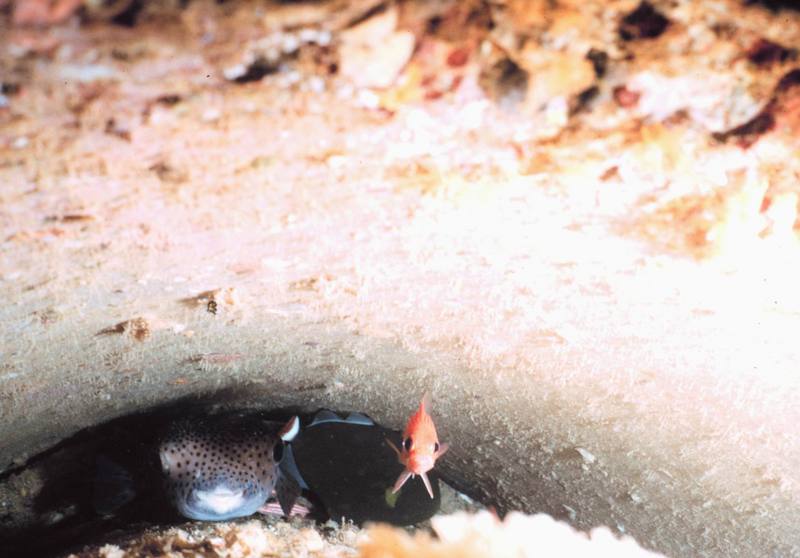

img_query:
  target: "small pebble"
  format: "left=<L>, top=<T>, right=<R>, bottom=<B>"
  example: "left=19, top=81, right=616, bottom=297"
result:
left=356, top=89, right=380, bottom=109
left=202, top=108, right=221, bottom=122
left=316, top=30, right=332, bottom=47
left=299, top=28, right=318, bottom=43
left=576, top=447, right=596, bottom=464
left=224, top=64, right=247, bottom=81
left=307, top=76, right=325, bottom=94
left=281, top=34, right=300, bottom=54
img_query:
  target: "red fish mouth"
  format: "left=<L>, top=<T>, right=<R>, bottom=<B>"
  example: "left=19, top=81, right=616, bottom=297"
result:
left=408, top=455, right=435, bottom=474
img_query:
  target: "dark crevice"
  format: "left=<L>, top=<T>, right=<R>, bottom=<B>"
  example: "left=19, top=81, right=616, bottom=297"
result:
left=712, top=68, right=800, bottom=147
left=232, top=58, right=282, bottom=84
left=712, top=110, right=775, bottom=147
left=586, top=48, right=609, bottom=78
left=570, top=86, right=600, bottom=116
left=110, top=0, right=143, bottom=27
left=1, top=82, right=21, bottom=96
left=479, top=57, right=529, bottom=111
left=747, top=38, right=798, bottom=67
left=0, top=398, right=463, bottom=558
left=775, top=67, right=800, bottom=92
left=743, top=0, right=800, bottom=12
left=345, top=1, right=389, bottom=29
left=619, top=1, right=671, bottom=41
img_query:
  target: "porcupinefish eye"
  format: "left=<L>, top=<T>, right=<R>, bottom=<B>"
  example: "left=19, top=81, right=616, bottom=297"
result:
left=159, top=450, right=170, bottom=472
left=403, top=437, right=413, bottom=452
left=272, top=440, right=284, bottom=463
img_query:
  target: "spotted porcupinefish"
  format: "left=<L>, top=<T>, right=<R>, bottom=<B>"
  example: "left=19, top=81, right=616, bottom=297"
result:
left=158, top=412, right=301, bottom=521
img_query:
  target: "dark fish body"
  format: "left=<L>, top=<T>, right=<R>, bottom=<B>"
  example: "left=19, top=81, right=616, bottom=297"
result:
left=289, top=410, right=441, bottom=526
left=93, top=454, right=137, bottom=516
left=159, top=412, right=298, bottom=521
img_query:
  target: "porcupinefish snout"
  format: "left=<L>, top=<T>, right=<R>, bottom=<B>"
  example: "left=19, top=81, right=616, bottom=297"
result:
left=159, top=413, right=299, bottom=521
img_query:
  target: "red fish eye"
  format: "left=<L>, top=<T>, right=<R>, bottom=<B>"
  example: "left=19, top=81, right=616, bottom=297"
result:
left=434, top=442, right=440, bottom=453
left=403, top=437, right=413, bottom=452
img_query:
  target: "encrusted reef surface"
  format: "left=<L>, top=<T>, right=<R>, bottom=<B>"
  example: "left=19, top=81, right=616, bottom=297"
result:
left=2, top=1, right=800, bottom=556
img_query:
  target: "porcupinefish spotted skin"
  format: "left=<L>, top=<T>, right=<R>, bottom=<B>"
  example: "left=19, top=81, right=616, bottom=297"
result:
left=159, top=413, right=294, bottom=521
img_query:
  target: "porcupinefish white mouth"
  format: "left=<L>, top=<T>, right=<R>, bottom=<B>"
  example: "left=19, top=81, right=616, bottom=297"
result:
left=194, top=486, right=246, bottom=515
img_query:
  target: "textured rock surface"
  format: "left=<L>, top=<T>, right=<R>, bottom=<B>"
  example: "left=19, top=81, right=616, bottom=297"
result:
left=2, top=0, right=800, bottom=556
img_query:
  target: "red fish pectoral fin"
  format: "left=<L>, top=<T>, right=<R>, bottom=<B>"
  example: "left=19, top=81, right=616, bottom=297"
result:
left=392, top=470, right=413, bottom=494
left=435, top=442, right=450, bottom=459
left=385, top=438, right=403, bottom=461
left=420, top=471, right=434, bottom=499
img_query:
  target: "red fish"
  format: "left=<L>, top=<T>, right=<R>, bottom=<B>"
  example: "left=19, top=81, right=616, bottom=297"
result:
left=386, top=393, right=449, bottom=499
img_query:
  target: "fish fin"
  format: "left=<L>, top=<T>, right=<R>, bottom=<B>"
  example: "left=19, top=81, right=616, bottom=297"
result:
left=420, top=472, right=434, bottom=499
left=279, top=416, right=300, bottom=442
left=392, top=469, right=413, bottom=494
left=93, top=455, right=136, bottom=516
left=309, top=409, right=343, bottom=426
left=260, top=500, right=310, bottom=518
left=385, top=437, right=403, bottom=461
left=309, top=409, right=375, bottom=427
left=421, top=392, right=432, bottom=414
left=436, top=442, right=450, bottom=459
left=344, top=412, right=374, bottom=426
left=278, top=444, right=309, bottom=490
left=275, top=470, right=301, bottom=517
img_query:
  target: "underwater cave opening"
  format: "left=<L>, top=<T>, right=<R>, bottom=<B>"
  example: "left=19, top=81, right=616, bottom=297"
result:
left=0, top=396, right=484, bottom=558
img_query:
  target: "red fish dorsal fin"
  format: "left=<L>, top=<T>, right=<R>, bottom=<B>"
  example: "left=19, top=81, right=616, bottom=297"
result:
left=404, top=392, right=434, bottom=440
left=411, top=392, right=437, bottom=437
left=420, top=392, right=432, bottom=415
